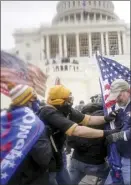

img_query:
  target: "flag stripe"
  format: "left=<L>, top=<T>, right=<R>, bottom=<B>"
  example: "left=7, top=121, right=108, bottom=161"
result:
left=1, top=51, right=47, bottom=97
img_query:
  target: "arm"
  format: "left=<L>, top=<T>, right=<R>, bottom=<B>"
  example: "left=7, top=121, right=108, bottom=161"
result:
left=80, top=110, right=119, bottom=127
left=106, top=114, right=131, bottom=143
left=125, top=128, right=131, bottom=141
left=71, top=125, right=104, bottom=138
left=39, top=107, right=111, bottom=139
left=87, top=115, right=105, bottom=126
left=70, top=108, right=105, bottom=126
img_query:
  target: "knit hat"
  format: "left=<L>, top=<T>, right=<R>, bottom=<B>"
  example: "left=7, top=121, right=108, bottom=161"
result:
left=47, top=85, right=71, bottom=105
left=8, top=84, right=37, bottom=106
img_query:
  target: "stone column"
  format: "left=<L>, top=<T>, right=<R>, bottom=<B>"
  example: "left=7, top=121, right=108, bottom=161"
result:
left=46, top=35, right=50, bottom=59
left=63, top=34, right=67, bottom=57
left=59, top=35, right=62, bottom=58
left=101, top=32, right=104, bottom=55
left=105, top=32, right=109, bottom=55
left=122, top=31, right=127, bottom=54
left=81, top=12, right=84, bottom=22
left=118, top=31, right=122, bottom=55
left=76, top=33, right=80, bottom=57
left=94, top=13, right=96, bottom=21
left=74, top=13, right=77, bottom=23
left=88, top=33, right=92, bottom=57
left=40, top=35, right=44, bottom=60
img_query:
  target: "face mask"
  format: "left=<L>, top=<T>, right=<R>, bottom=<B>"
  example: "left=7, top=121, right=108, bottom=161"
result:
left=55, top=102, right=72, bottom=116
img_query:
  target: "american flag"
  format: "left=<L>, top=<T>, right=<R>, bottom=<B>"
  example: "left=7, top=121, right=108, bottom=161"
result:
left=1, top=107, right=44, bottom=185
left=1, top=51, right=31, bottom=95
left=96, top=54, right=131, bottom=115
left=82, top=0, right=86, bottom=7
left=27, top=63, right=47, bottom=97
left=1, top=51, right=47, bottom=97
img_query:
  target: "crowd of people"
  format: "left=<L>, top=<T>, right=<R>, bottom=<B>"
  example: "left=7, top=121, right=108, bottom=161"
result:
left=1, top=79, right=131, bottom=185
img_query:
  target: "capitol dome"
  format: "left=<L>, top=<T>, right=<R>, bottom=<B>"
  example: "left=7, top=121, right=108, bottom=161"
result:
left=52, top=1, right=119, bottom=24
left=10, top=0, right=130, bottom=105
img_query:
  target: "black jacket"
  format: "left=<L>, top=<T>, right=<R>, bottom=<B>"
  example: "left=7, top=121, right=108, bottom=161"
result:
left=68, top=105, right=107, bottom=165
left=7, top=129, right=52, bottom=185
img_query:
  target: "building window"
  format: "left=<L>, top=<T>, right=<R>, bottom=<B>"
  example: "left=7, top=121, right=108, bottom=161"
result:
left=65, top=16, right=68, bottom=22
left=60, top=65, right=63, bottom=71
left=90, top=13, right=94, bottom=21
left=67, top=34, right=76, bottom=57
left=103, top=33, right=107, bottom=55
left=91, top=32, right=101, bottom=54
left=79, top=33, right=89, bottom=56
left=102, top=14, right=106, bottom=20
left=108, top=32, right=119, bottom=55
left=65, top=65, right=68, bottom=71
left=73, top=1, right=75, bottom=7
left=70, top=14, right=74, bottom=22
left=49, top=35, right=59, bottom=58
left=25, top=53, right=32, bottom=61
left=26, top=43, right=30, bottom=47
left=76, top=13, right=81, bottom=21
left=68, top=1, right=70, bottom=8
left=89, top=1, right=91, bottom=5
left=96, top=13, right=100, bottom=21
left=120, top=32, right=124, bottom=54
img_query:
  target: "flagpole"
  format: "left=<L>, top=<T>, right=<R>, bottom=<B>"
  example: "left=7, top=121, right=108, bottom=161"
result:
left=94, top=48, right=116, bottom=129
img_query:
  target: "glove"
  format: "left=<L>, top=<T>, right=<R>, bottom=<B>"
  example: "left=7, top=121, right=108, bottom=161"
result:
left=106, top=131, right=124, bottom=144
left=104, top=129, right=120, bottom=137
left=104, top=110, right=120, bottom=122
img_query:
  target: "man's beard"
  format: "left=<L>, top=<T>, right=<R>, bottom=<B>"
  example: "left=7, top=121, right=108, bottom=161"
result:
left=117, top=101, right=126, bottom=107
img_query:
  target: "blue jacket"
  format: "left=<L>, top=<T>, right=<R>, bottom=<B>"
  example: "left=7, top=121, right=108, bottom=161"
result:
left=116, top=101, right=131, bottom=158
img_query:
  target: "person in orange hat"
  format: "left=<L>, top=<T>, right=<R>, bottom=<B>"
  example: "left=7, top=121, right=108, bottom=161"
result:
left=38, top=85, right=119, bottom=185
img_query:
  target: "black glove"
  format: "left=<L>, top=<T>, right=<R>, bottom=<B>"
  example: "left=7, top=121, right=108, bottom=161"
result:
left=104, top=110, right=120, bottom=122
left=104, top=129, right=120, bottom=137
left=106, top=131, right=124, bottom=144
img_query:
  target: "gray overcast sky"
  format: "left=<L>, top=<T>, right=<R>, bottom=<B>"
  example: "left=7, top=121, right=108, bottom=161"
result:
left=1, top=1, right=130, bottom=50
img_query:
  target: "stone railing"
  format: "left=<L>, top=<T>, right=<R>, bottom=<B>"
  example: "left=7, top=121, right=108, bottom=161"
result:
left=45, top=63, right=80, bottom=74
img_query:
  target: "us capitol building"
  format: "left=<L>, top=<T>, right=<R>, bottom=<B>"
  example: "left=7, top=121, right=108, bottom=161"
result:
left=8, top=1, right=130, bottom=105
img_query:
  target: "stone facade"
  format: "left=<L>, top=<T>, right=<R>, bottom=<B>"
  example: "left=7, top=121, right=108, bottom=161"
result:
left=3, top=1, right=130, bottom=107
